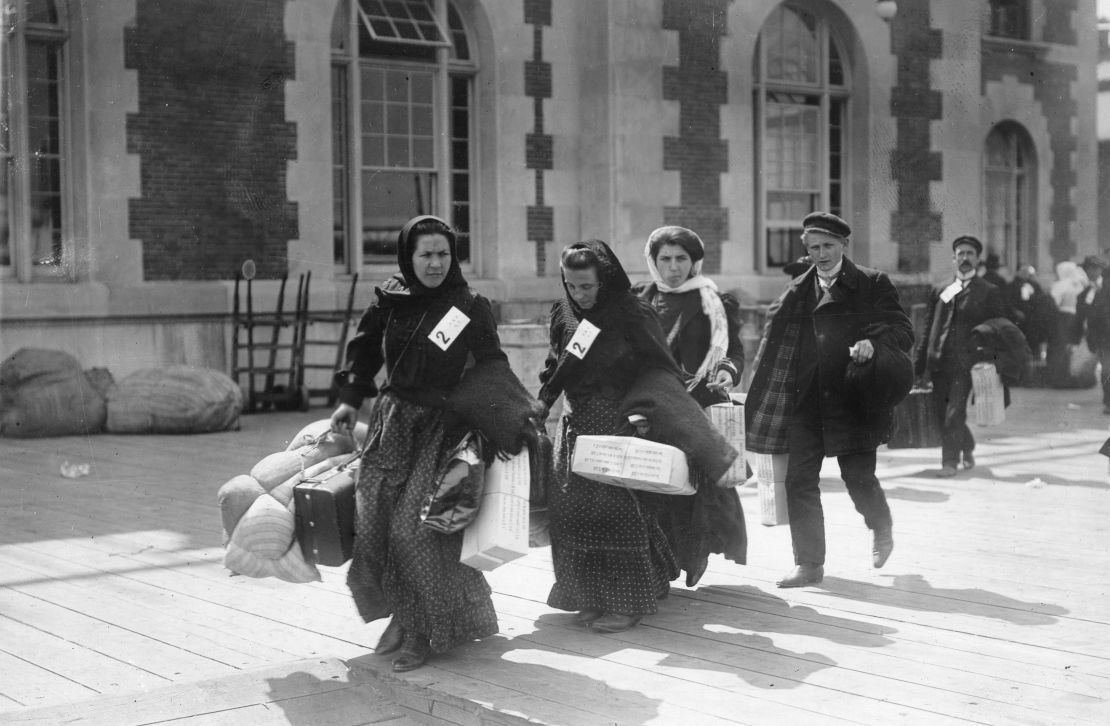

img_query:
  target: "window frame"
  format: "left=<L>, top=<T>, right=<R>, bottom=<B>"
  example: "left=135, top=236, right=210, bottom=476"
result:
left=2, top=0, right=73, bottom=282
left=330, top=0, right=476, bottom=276
left=752, top=4, right=851, bottom=272
left=983, top=122, right=1037, bottom=269
left=984, top=0, right=1031, bottom=41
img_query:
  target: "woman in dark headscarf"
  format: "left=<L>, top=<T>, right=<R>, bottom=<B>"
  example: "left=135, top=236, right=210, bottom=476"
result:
left=331, top=215, right=540, bottom=672
left=632, top=226, right=748, bottom=586
left=538, top=239, right=687, bottom=633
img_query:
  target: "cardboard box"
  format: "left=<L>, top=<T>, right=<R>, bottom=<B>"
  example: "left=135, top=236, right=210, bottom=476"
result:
left=747, top=452, right=789, bottom=526
left=706, top=399, right=745, bottom=484
left=461, top=450, right=530, bottom=571
left=571, top=435, right=693, bottom=495
left=971, top=362, right=1005, bottom=426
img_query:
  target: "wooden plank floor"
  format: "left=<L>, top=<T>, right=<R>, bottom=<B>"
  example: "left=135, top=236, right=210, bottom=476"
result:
left=1, top=386, right=1108, bottom=725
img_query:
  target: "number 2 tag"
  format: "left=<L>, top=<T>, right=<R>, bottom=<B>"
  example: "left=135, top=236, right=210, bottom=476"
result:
left=567, top=319, right=601, bottom=360
left=428, top=306, right=470, bottom=351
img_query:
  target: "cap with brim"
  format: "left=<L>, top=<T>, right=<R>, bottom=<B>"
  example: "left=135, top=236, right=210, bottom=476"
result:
left=952, top=235, right=983, bottom=255
left=802, top=211, right=850, bottom=239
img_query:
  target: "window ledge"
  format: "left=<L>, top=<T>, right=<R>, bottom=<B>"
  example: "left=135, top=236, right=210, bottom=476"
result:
left=981, top=35, right=1050, bottom=60
left=0, top=281, right=231, bottom=322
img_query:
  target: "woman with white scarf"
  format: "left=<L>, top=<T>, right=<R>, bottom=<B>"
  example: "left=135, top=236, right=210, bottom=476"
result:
left=633, top=226, right=745, bottom=406
left=632, top=226, right=748, bottom=586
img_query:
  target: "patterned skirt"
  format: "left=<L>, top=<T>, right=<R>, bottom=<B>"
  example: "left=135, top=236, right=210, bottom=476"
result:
left=346, top=392, right=498, bottom=653
left=547, top=395, right=678, bottom=616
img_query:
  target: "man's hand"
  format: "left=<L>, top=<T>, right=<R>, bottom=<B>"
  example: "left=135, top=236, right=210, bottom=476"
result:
left=849, top=339, right=875, bottom=363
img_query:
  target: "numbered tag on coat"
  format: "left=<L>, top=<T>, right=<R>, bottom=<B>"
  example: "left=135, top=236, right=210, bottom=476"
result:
left=567, top=319, right=601, bottom=360
left=428, top=306, right=471, bottom=351
left=938, top=280, right=963, bottom=304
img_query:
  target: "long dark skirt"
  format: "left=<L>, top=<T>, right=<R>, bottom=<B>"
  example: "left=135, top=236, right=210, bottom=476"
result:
left=346, top=392, right=498, bottom=653
left=547, top=396, right=678, bottom=617
left=655, top=466, right=747, bottom=587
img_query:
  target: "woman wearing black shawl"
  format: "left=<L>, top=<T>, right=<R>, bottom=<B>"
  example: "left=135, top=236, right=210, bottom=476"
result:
left=331, top=215, right=540, bottom=672
left=538, top=239, right=686, bottom=633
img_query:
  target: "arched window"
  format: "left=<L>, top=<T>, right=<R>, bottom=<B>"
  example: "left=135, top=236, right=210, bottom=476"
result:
left=753, top=4, right=849, bottom=270
left=2, top=0, right=70, bottom=280
left=331, top=0, right=475, bottom=271
left=984, top=122, right=1036, bottom=268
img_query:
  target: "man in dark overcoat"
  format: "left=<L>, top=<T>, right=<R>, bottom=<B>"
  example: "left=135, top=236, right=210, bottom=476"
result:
left=745, top=212, right=914, bottom=588
left=915, top=235, right=1006, bottom=477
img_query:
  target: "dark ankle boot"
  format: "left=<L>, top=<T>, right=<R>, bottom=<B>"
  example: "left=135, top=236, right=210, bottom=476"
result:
left=392, top=633, right=431, bottom=672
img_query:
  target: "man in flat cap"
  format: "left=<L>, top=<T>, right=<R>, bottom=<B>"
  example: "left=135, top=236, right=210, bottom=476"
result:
left=1076, top=254, right=1110, bottom=413
left=746, top=211, right=913, bottom=587
left=914, top=235, right=1006, bottom=476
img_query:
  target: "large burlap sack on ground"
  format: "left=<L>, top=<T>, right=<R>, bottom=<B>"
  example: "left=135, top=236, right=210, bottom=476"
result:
left=0, top=348, right=107, bottom=438
left=106, top=365, right=242, bottom=434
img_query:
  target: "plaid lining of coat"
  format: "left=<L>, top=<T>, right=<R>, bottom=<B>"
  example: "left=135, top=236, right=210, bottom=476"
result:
left=745, top=311, right=801, bottom=455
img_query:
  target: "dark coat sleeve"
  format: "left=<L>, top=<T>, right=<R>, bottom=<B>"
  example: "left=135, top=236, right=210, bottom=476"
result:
left=914, top=288, right=939, bottom=378
left=866, top=272, right=914, bottom=354
left=718, top=293, right=745, bottom=383
left=336, top=300, right=387, bottom=408
left=537, top=301, right=567, bottom=409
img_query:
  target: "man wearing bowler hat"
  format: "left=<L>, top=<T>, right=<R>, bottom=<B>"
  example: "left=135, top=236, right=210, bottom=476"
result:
left=914, top=235, right=1006, bottom=476
left=746, top=212, right=913, bottom=588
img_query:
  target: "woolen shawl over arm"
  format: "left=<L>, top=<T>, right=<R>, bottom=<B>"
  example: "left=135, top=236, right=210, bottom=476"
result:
left=336, top=290, right=506, bottom=410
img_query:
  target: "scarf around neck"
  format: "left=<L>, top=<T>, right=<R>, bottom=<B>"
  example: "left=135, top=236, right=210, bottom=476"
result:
left=643, top=241, right=729, bottom=390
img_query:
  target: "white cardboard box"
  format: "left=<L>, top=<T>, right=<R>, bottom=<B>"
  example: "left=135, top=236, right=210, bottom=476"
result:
left=461, top=450, right=530, bottom=571
left=971, top=362, right=1005, bottom=426
left=571, top=435, right=693, bottom=495
left=747, top=452, right=789, bottom=526
left=707, top=399, right=745, bottom=484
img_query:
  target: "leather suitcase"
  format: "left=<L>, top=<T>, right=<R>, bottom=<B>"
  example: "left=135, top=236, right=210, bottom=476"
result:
left=886, top=387, right=942, bottom=449
left=294, top=460, right=358, bottom=566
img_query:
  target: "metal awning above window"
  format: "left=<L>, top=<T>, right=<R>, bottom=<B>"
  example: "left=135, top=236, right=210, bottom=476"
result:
left=357, top=0, right=452, bottom=48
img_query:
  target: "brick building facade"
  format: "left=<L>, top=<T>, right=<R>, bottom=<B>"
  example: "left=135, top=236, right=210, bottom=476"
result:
left=0, top=0, right=1100, bottom=384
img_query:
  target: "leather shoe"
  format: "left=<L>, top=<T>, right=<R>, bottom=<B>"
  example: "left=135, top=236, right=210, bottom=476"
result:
left=375, top=617, right=404, bottom=655
left=935, top=466, right=958, bottom=478
left=872, top=527, right=894, bottom=569
left=590, top=613, right=642, bottom=633
left=961, top=451, right=975, bottom=470
left=574, top=609, right=605, bottom=625
left=392, top=633, right=431, bottom=673
left=776, top=564, right=824, bottom=588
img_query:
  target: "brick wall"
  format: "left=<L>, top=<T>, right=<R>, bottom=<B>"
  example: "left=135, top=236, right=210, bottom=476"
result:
left=524, top=0, right=553, bottom=276
left=889, top=2, right=943, bottom=273
left=125, top=0, right=298, bottom=281
left=661, top=0, right=729, bottom=273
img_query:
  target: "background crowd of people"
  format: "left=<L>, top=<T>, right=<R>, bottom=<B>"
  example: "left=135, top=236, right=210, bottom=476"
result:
left=974, top=250, right=1109, bottom=409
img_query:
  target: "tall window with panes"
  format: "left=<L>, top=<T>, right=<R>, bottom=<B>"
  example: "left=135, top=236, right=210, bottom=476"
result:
left=753, top=4, right=849, bottom=270
left=984, top=122, right=1037, bottom=268
left=330, top=0, right=474, bottom=272
left=2, top=0, right=68, bottom=280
